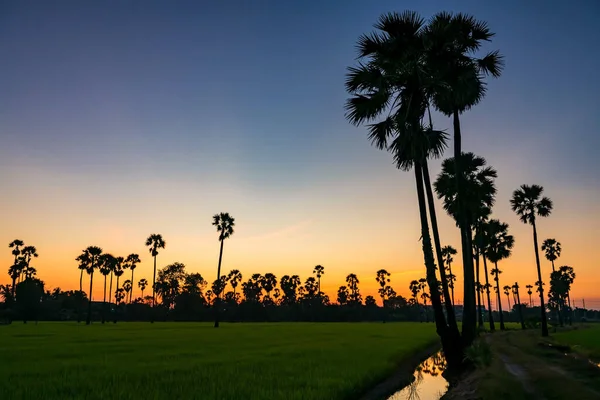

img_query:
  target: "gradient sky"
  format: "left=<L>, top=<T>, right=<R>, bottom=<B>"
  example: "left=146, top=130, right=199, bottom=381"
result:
left=1, top=0, right=599, bottom=309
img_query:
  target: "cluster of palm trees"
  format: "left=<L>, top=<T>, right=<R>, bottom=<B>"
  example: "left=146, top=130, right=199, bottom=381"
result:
left=344, top=10, right=576, bottom=367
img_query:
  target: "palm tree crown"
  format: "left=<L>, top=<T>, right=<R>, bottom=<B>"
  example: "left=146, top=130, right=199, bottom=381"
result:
left=145, top=234, right=166, bottom=256
left=541, top=238, right=561, bottom=263
left=510, top=184, right=553, bottom=225
left=212, top=213, right=235, bottom=241
left=484, top=220, right=514, bottom=264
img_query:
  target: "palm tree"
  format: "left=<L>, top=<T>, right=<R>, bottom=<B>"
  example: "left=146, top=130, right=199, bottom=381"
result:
left=427, top=12, right=503, bottom=344
left=503, top=285, right=512, bottom=310
left=75, top=250, right=91, bottom=323
left=260, top=273, right=277, bottom=301
left=409, top=280, right=421, bottom=306
left=98, top=255, right=112, bottom=324
left=512, top=282, right=525, bottom=330
left=138, top=278, right=148, bottom=299
left=8, top=239, right=24, bottom=297
left=345, top=12, right=463, bottom=364
left=20, top=246, right=38, bottom=282
left=559, top=265, right=576, bottom=324
left=511, top=184, right=552, bottom=337
left=84, top=246, right=103, bottom=325
left=484, top=219, right=514, bottom=331
left=145, top=234, right=166, bottom=322
left=541, top=239, right=561, bottom=273
left=123, top=280, right=132, bottom=303
left=435, top=152, right=497, bottom=337
left=114, top=258, right=125, bottom=305
left=526, top=284, right=534, bottom=306
left=212, top=212, right=235, bottom=328
left=313, top=265, right=325, bottom=294
left=376, top=269, right=391, bottom=306
left=126, top=254, right=141, bottom=303
left=226, top=269, right=242, bottom=299
left=441, top=245, right=457, bottom=305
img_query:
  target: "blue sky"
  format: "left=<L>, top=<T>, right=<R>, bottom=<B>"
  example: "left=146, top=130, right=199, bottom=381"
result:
left=1, top=0, right=599, bottom=303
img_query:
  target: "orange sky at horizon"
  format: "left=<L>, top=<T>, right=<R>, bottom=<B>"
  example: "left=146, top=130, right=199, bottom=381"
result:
left=2, top=153, right=599, bottom=311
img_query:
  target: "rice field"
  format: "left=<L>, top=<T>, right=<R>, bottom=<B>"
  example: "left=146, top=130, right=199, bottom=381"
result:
left=0, top=322, right=438, bottom=400
left=552, top=324, right=600, bottom=362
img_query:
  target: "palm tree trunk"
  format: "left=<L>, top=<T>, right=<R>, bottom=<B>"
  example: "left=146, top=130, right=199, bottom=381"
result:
left=109, top=272, right=113, bottom=305
left=551, top=260, right=555, bottom=272
left=102, top=275, right=107, bottom=324
left=422, top=159, right=460, bottom=336
left=214, top=238, right=225, bottom=328
left=151, top=255, right=157, bottom=323
left=86, top=271, right=94, bottom=325
left=483, top=257, right=495, bottom=331
left=415, top=163, right=462, bottom=369
left=448, top=262, right=455, bottom=306
left=452, top=109, right=476, bottom=346
left=515, top=285, right=525, bottom=330
left=567, top=292, right=572, bottom=325
left=495, top=267, right=505, bottom=330
left=532, top=221, right=549, bottom=336
left=130, top=269, right=135, bottom=303
left=474, top=235, right=484, bottom=329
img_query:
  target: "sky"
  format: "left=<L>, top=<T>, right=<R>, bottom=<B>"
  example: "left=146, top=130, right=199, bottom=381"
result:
left=1, top=0, right=599, bottom=309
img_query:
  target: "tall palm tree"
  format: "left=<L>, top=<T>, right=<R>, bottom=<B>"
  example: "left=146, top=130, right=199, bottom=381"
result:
left=559, top=265, right=576, bottom=324
left=98, top=255, right=112, bottom=324
left=409, top=279, right=421, bottom=305
left=227, top=269, right=243, bottom=299
left=212, top=212, right=235, bottom=328
left=84, top=246, right=103, bottom=325
left=138, top=278, right=148, bottom=299
left=126, top=254, right=141, bottom=303
left=512, top=282, right=525, bottom=330
left=510, top=184, right=552, bottom=337
left=541, top=239, right=561, bottom=272
left=375, top=269, right=391, bottom=306
left=75, top=250, right=91, bottom=323
left=503, top=285, right=512, bottom=310
left=114, top=258, right=125, bottom=304
left=313, top=265, right=325, bottom=294
left=427, top=14, right=503, bottom=343
left=145, top=234, right=166, bottom=322
left=8, top=239, right=24, bottom=297
left=526, top=284, right=534, bottom=306
left=123, top=280, right=132, bottom=303
left=441, top=245, right=457, bottom=305
left=484, top=219, right=514, bottom=331
left=344, top=12, right=462, bottom=363
left=435, top=152, right=497, bottom=338
left=20, top=246, right=38, bottom=282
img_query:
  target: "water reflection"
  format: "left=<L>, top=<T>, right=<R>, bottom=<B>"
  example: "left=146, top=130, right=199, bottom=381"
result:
left=388, top=352, right=448, bottom=400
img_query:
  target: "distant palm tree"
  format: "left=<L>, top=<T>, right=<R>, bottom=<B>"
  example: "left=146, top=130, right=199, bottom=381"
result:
left=409, top=280, right=421, bottom=306
left=138, top=278, right=148, bottom=299
left=441, top=246, right=457, bottom=305
left=75, top=249, right=91, bottom=323
left=503, top=285, right=512, bottom=310
left=273, top=288, right=281, bottom=305
left=126, top=254, right=141, bottom=302
left=8, top=239, right=24, bottom=297
left=98, top=255, right=112, bottom=324
left=114, top=258, right=125, bottom=304
left=260, top=273, right=277, bottom=300
left=145, top=234, right=166, bottom=322
left=512, top=282, right=525, bottom=330
left=212, top=212, right=235, bottom=328
left=313, top=265, right=325, bottom=294
left=511, top=184, right=552, bottom=337
left=123, top=280, right=132, bottom=302
left=84, top=246, right=103, bottom=325
left=376, top=269, right=391, bottom=306
left=20, top=246, right=38, bottom=282
left=525, top=284, right=534, bottom=306
left=541, top=239, right=561, bottom=272
left=226, top=269, right=242, bottom=299
left=485, top=219, right=514, bottom=331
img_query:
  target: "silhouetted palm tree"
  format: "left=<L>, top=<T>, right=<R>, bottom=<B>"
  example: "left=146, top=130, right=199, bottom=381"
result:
left=511, top=184, right=552, bottom=336
left=260, top=273, right=277, bottom=301
left=227, top=269, right=242, bottom=299
left=526, top=284, right=534, bottom=306
left=145, top=234, right=166, bottom=322
left=441, top=245, right=457, bottom=305
left=503, top=285, right=512, bottom=310
left=313, top=265, right=325, bottom=294
left=138, top=278, right=148, bottom=299
left=126, top=254, right=141, bottom=302
left=427, top=12, right=503, bottom=344
left=8, top=239, right=24, bottom=297
left=212, top=212, right=235, bottom=328
left=123, top=280, right=132, bottom=303
left=559, top=265, right=576, bottom=324
left=541, top=239, right=561, bottom=273
left=409, top=280, right=421, bottom=306
left=98, top=255, right=112, bottom=324
left=84, top=246, right=102, bottom=325
left=512, top=282, right=525, bottom=330
left=20, top=246, right=38, bottom=282
left=485, top=219, right=514, bottom=331
left=376, top=269, right=390, bottom=305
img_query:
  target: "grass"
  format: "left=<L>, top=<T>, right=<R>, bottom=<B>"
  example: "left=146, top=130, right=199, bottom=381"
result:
left=0, top=322, right=438, bottom=400
left=446, top=326, right=600, bottom=400
left=552, top=324, right=600, bottom=362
